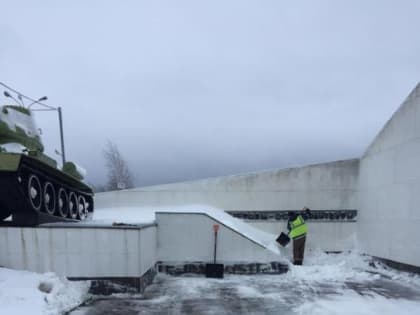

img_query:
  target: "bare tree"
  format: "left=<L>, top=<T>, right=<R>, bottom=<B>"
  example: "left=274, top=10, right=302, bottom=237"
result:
left=103, top=140, right=134, bottom=190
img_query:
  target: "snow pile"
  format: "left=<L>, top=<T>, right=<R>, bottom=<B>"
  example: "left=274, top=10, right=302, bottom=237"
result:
left=93, top=205, right=281, bottom=254
left=292, top=251, right=420, bottom=315
left=93, top=206, right=156, bottom=224
left=70, top=251, right=420, bottom=314
left=114, top=251, right=420, bottom=314
left=287, top=250, right=375, bottom=283
left=296, top=290, right=420, bottom=315
left=0, top=267, right=90, bottom=315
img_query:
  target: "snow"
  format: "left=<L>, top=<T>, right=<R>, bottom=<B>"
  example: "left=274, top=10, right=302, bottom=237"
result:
left=0, top=268, right=90, bottom=315
left=296, top=291, right=420, bottom=315
left=287, top=250, right=374, bottom=282
left=3, top=204, right=419, bottom=314
left=4, top=212, right=418, bottom=315
left=1, top=142, right=26, bottom=153
left=93, top=204, right=282, bottom=255
left=65, top=162, right=87, bottom=178
left=281, top=251, right=420, bottom=315
left=72, top=251, right=420, bottom=315
left=0, top=106, right=40, bottom=139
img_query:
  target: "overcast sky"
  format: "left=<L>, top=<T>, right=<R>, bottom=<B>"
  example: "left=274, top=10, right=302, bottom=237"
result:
left=1, top=0, right=419, bottom=187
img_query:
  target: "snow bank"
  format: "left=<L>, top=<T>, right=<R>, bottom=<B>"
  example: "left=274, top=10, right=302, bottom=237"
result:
left=112, top=251, right=419, bottom=315
left=286, top=250, right=374, bottom=283
left=93, top=205, right=281, bottom=254
left=0, top=267, right=90, bottom=315
left=293, top=251, right=420, bottom=315
left=296, top=290, right=420, bottom=315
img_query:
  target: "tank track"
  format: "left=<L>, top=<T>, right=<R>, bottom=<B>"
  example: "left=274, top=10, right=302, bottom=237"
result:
left=0, top=155, right=93, bottom=226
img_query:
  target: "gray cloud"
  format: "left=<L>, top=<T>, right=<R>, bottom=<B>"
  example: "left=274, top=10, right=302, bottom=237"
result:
left=1, top=0, right=419, bottom=187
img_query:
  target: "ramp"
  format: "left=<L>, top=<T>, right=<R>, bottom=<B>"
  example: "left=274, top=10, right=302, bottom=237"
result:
left=93, top=205, right=286, bottom=265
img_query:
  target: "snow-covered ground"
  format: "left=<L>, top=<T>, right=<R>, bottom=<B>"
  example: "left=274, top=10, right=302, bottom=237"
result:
left=0, top=268, right=90, bottom=315
left=72, top=251, right=420, bottom=315
left=2, top=247, right=420, bottom=315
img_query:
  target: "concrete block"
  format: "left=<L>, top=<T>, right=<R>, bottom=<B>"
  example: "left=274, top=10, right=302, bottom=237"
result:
left=395, top=139, right=420, bottom=183
left=157, top=212, right=283, bottom=264
left=360, top=219, right=393, bottom=259
left=66, top=252, right=83, bottom=276
left=376, top=184, right=411, bottom=219
left=92, top=253, right=112, bottom=277
left=359, top=151, right=396, bottom=189
left=6, top=228, right=23, bottom=253
left=409, top=183, right=420, bottom=219
left=358, top=189, right=379, bottom=220
left=93, top=229, right=112, bottom=253
left=0, top=225, right=157, bottom=278
left=126, top=230, right=140, bottom=254
left=51, top=253, right=68, bottom=276
left=389, top=219, right=420, bottom=267
left=139, top=228, right=157, bottom=273
left=0, top=230, right=8, bottom=266
left=109, top=253, right=128, bottom=277
left=50, top=229, right=68, bottom=253
left=78, top=229, right=93, bottom=254
left=127, top=253, right=141, bottom=275
left=375, top=100, right=417, bottom=152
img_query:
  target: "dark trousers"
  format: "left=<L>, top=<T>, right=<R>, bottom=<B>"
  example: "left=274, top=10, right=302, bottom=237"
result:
left=293, top=235, right=306, bottom=265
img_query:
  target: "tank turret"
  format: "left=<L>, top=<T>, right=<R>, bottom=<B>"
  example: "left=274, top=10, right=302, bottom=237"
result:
left=0, top=96, right=94, bottom=225
left=0, top=105, right=44, bottom=152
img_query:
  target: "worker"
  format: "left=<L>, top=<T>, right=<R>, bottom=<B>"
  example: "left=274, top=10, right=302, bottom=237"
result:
left=287, top=207, right=311, bottom=265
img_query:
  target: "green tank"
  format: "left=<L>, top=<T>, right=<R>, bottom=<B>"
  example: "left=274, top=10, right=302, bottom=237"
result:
left=0, top=104, right=94, bottom=225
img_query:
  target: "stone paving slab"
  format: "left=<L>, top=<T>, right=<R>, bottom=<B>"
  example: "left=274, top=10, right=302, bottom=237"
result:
left=71, top=271, right=420, bottom=315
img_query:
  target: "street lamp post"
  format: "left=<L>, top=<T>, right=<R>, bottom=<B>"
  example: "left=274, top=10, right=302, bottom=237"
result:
left=57, top=107, right=66, bottom=165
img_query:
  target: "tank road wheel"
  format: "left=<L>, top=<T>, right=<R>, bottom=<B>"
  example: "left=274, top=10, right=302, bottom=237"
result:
left=85, top=196, right=94, bottom=216
left=28, top=174, right=42, bottom=211
left=58, top=188, right=69, bottom=218
left=78, top=195, right=87, bottom=220
left=43, top=182, right=56, bottom=215
left=0, top=202, right=12, bottom=221
left=68, top=192, right=79, bottom=219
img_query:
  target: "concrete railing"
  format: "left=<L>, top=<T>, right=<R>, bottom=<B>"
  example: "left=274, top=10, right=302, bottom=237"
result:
left=0, top=222, right=157, bottom=278
left=156, top=212, right=282, bottom=264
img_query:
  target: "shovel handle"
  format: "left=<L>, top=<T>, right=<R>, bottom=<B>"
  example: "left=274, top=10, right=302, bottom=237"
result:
left=213, top=224, right=219, bottom=264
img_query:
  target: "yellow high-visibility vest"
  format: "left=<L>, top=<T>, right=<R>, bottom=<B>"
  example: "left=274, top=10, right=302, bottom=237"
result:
left=289, top=215, right=308, bottom=239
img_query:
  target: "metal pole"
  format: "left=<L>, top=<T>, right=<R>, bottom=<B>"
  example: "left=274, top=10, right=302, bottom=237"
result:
left=214, top=229, right=217, bottom=264
left=58, top=107, right=66, bottom=165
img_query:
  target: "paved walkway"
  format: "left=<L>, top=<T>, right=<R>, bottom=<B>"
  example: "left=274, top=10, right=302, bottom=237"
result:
left=71, top=254, right=420, bottom=315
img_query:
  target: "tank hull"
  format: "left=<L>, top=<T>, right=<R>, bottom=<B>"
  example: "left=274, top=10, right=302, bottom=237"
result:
left=0, top=153, right=94, bottom=226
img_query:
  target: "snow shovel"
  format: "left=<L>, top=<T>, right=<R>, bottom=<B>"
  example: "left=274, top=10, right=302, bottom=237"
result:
left=276, top=232, right=290, bottom=247
left=205, top=224, right=224, bottom=278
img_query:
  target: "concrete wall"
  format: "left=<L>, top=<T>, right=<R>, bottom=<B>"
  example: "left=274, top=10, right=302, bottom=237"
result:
left=156, top=212, right=282, bottom=263
left=358, top=83, right=420, bottom=267
left=97, top=159, right=359, bottom=211
left=96, top=160, right=359, bottom=258
left=248, top=221, right=357, bottom=253
left=0, top=223, right=157, bottom=278
left=95, top=83, right=420, bottom=268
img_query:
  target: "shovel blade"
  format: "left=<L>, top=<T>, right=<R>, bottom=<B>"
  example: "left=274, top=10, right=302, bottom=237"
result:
left=205, top=263, right=224, bottom=278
